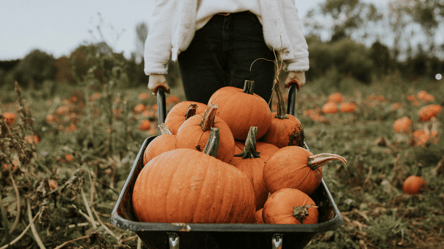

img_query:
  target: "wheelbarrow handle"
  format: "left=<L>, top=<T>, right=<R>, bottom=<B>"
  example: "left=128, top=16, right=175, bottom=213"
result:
left=157, top=86, right=167, bottom=124
left=287, top=83, right=298, bottom=116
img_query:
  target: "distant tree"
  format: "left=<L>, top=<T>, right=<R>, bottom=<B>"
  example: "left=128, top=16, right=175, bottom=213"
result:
left=55, top=56, right=75, bottom=83
left=11, top=49, right=56, bottom=88
left=369, top=41, right=393, bottom=76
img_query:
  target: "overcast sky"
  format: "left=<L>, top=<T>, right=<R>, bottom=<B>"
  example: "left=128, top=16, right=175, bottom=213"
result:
left=1, top=0, right=390, bottom=61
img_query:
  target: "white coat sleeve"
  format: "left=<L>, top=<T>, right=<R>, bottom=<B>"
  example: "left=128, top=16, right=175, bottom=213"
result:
left=143, top=0, right=177, bottom=75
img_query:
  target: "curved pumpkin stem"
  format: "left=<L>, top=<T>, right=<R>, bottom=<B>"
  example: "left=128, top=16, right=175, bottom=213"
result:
left=234, top=127, right=261, bottom=159
left=203, top=127, right=220, bottom=158
left=293, top=204, right=318, bottom=224
left=307, top=153, right=347, bottom=170
left=273, top=81, right=289, bottom=120
left=185, top=103, right=198, bottom=119
left=158, top=123, right=173, bottom=135
left=243, top=80, right=255, bottom=95
left=200, top=104, right=217, bottom=131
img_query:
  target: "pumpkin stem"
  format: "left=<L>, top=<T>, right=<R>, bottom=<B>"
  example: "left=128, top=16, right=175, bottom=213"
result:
left=203, top=127, right=220, bottom=158
left=307, top=153, right=347, bottom=170
left=234, top=127, right=261, bottom=159
left=293, top=204, right=318, bottom=224
left=243, top=80, right=255, bottom=95
left=200, top=104, right=217, bottom=131
left=185, top=103, right=198, bottom=119
left=158, top=123, right=172, bottom=135
left=273, top=80, right=289, bottom=120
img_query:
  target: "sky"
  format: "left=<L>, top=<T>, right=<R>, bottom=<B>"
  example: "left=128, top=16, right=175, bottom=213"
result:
left=1, top=0, right=390, bottom=61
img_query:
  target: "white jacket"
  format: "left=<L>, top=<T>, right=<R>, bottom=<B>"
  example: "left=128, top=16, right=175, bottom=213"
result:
left=144, top=0, right=309, bottom=75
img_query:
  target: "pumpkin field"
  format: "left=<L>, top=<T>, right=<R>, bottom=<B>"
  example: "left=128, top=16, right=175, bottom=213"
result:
left=1, top=69, right=444, bottom=249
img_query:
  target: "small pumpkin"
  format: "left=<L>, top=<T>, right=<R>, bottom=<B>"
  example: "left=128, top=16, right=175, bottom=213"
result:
left=143, top=124, right=176, bottom=165
left=328, top=92, right=343, bottom=103
left=3, top=112, right=16, bottom=125
left=263, top=81, right=305, bottom=148
left=322, top=102, right=338, bottom=114
left=230, top=127, right=270, bottom=210
left=133, top=128, right=255, bottom=223
left=403, top=175, right=424, bottom=195
left=393, top=116, right=412, bottom=133
left=208, top=80, right=272, bottom=140
left=139, top=119, right=152, bottom=131
left=263, top=146, right=346, bottom=195
left=176, top=104, right=235, bottom=163
left=262, top=188, right=319, bottom=225
left=254, top=208, right=264, bottom=224
left=164, top=101, right=207, bottom=134
left=339, top=102, right=357, bottom=113
left=418, top=104, right=442, bottom=122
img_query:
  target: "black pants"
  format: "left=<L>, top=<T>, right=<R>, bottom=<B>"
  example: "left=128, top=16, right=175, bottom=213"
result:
left=178, top=11, right=276, bottom=104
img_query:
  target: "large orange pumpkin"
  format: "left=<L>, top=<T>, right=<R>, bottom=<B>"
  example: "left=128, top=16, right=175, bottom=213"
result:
left=263, top=82, right=304, bottom=148
left=132, top=128, right=255, bottom=223
left=176, top=104, right=235, bottom=163
left=263, top=188, right=319, bottom=225
left=263, top=146, right=346, bottom=195
left=142, top=124, right=176, bottom=165
left=208, top=80, right=272, bottom=140
left=164, top=101, right=207, bottom=134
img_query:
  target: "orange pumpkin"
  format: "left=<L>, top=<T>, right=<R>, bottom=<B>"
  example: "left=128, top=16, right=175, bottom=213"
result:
left=254, top=208, right=264, bottom=224
left=139, top=120, right=152, bottom=131
left=134, top=104, right=147, bottom=114
left=176, top=104, right=235, bottom=163
left=418, top=104, right=442, bottom=122
left=230, top=127, right=269, bottom=210
left=322, top=102, right=338, bottom=114
left=393, top=116, right=412, bottom=133
left=263, top=82, right=304, bottom=148
left=3, top=112, right=16, bottom=125
left=339, top=102, right=357, bottom=113
left=403, top=175, right=424, bottom=195
left=262, top=188, right=319, bottom=225
left=263, top=146, right=346, bottom=195
left=208, top=80, right=272, bottom=140
left=143, top=124, right=176, bottom=166
left=132, top=128, right=255, bottom=223
left=328, top=92, right=343, bottom=103
left=164, top=101, right=207, bottom=134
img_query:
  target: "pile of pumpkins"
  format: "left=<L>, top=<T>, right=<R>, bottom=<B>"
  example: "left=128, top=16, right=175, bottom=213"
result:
left=132, top=80, right=346, bottom=225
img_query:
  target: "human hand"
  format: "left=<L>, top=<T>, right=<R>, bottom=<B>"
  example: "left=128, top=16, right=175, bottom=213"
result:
left=147, top=74, right=170, bottom=95
left=284, top=71, right=306, bottom=90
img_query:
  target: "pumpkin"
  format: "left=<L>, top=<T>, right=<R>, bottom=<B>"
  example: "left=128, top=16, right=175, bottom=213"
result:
left=328, top=92, right=343, bottom=103
left=164, top=101, right=207, bottom=134
left=263, top=81, right=305, bottom=148
left=263, top=146, right=346, bottom=195
left=262, top=188, right=319, bottom=225
left=254, top=208, right=264, bottom=224
left=339, top=102, right=357, bottom=113
left=143, top=124, right=176, bottom=165
left=139, top=119, right=152, bottom=131
left=230, top=127, right=269, bottom=210
left=176, top=104, right=235, bottom=163
left=132, top=128, right=255, bottom=223
left=322, top=102, right=338, bottom=114
left=403, top=175, right=424, bottom=195
left=134, top=104, right=147, bottom=114
left=208, top=80, right=272, bottom=140
left=393, top=116, right=412, bottom=133
left=418, top=104, right=442, bottom=122
left=3, top=112, right=16, bottom=125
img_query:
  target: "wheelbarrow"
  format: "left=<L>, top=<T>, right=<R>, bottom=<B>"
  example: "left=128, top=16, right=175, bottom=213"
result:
left=110, top=83, right=343, bottom=249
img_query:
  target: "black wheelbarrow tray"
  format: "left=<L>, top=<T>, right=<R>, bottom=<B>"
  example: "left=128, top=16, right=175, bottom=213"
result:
left=110, top=84, right=344, bottom=249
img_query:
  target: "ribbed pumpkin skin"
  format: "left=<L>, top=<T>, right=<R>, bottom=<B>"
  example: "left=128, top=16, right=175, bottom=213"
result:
left=164, top=101, right=207, bottom=134
left=176, top=115, right=235, bottom=163
left=264, top=114, right=304, bottom=148
left=231, top=157, right=268, bottom=211
left=142, top=134, right=176, bottom=165
left=132, top=148, right=256, bottom=223
left=263, top=146, right=320, bottom=195
left=208, top=87, right=272, bottom=140
left=263, top=188, right=318, bottom=224
left=255, top=142, right=280, bottom=162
